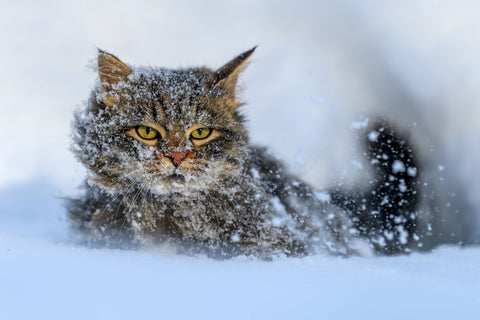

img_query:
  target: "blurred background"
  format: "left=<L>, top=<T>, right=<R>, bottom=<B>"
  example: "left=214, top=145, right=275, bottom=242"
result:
left=1, top=0, right=479, bottom=246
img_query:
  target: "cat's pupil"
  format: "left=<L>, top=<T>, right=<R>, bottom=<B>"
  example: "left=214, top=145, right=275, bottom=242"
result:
left=145, top=127, right=151, bottom=134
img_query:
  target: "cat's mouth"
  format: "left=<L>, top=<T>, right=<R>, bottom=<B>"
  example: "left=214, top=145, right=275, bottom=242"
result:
left=165, top=173, right=186, bottom=183
left=148, top=167, right=217, bottom=195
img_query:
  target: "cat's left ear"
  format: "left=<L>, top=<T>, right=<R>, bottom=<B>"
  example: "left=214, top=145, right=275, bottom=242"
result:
left=97, top=49, right=132, bottom=106
left=213, top=47, right=256, bottom=99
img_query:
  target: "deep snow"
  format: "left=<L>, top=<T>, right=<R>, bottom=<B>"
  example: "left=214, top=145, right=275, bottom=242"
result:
left=1, top=183, right=479, bottom=319
left=1, top=0, right=480, bottom=319
left=1, top=236, right=479, bottom=320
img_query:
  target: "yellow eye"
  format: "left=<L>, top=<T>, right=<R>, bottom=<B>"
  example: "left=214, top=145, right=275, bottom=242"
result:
left=191, top=128, right=212, bottom=140
left=136, top=126, right=158, bottom=140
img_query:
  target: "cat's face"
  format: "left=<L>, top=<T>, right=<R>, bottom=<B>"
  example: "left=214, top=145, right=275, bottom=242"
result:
left=74, top=49, right=255, bottom=195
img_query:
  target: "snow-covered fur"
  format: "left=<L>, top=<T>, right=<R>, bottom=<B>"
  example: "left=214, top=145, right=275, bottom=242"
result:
left=331, top=121, right=421, bottom=254
left=68, top=48, right=420, bottom=259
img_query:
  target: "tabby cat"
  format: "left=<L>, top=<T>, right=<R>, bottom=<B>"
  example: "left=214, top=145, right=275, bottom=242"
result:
left=68, top=48, right=420, bottom=259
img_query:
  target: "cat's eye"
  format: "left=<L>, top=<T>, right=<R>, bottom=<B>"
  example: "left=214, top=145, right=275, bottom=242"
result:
left=190, top=128, right=212, bottom=140
left=136, top=126, right=159, bottom=140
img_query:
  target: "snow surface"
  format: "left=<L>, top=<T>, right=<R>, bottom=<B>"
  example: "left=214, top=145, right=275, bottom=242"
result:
left=2, top=236, right=479, bottom=320
left=1, top=0, right=480, bottom=319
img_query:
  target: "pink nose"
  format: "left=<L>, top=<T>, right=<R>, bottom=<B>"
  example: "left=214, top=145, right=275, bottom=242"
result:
left=167, top=152, right=186, bottom=166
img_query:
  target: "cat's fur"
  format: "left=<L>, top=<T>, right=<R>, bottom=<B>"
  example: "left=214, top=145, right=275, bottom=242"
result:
left=68, top=48, right=421, bottom=259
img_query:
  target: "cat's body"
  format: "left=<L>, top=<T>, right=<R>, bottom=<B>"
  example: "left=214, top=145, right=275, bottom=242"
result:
left=68, top=48, right=420, bottom=259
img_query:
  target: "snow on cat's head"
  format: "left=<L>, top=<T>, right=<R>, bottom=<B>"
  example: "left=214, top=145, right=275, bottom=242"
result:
left=72, top=49, right=256, bottom=195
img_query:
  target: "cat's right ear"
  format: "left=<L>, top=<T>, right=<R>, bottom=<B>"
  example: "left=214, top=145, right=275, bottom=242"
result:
left=97, top=49, right=132, bottom=106
left=213, top=47, right=256, bottom=104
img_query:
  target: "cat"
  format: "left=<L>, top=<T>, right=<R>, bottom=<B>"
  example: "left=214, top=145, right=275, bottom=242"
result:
left=68, top=47, right=421, bottom=259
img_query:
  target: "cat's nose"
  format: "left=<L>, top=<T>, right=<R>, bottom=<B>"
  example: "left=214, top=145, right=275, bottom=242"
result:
left=166, top=152, right=186, bottom=167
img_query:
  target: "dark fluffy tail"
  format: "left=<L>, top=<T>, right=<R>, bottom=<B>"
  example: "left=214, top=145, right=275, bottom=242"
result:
left=331, top=120, right=421, bottom=254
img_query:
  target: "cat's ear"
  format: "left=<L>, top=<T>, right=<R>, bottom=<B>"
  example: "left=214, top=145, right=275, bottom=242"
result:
left=97, top=49, right=132, bottom=106
left=213, top=47, right=256, bottom=99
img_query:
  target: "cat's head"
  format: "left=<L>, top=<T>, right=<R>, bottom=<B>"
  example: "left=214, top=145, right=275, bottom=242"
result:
left=73, top=48, right=255, bottom=195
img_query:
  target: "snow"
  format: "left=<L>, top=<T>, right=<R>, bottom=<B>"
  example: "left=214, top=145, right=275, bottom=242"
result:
left=392, top=160, right=406, bottom=174
left=1, top=0, right=480, bottom=319
left=368, top=130, right=380, bottom=142
left=0, top=182, right=479, bottom=319
left=1, top=235, right=479, bottom=320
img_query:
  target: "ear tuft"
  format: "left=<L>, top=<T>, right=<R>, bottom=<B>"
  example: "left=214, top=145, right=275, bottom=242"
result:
left=214, top=47, right=256, bottom=96
left=97, top=49, right=132, bottom=92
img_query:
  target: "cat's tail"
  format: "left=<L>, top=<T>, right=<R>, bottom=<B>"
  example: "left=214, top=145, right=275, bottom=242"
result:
left=331, top=119, right=421, bottom=254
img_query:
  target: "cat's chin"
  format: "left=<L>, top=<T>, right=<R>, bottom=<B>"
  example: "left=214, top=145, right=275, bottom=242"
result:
left=165, top=173, right=186, bottom=183
left=148, top=173, right=211, bottom=196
